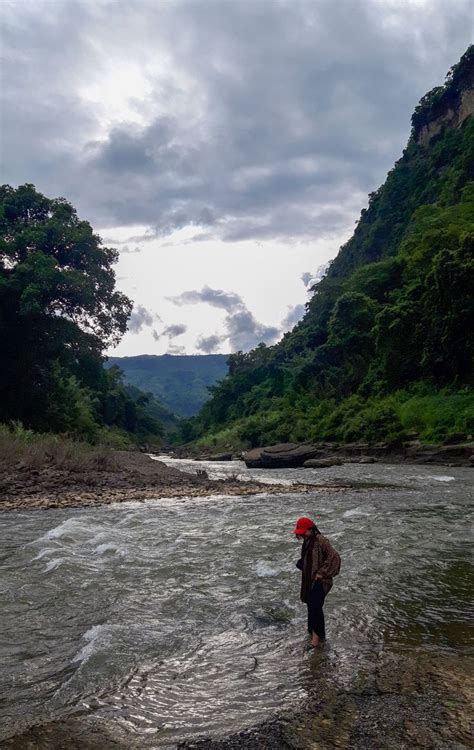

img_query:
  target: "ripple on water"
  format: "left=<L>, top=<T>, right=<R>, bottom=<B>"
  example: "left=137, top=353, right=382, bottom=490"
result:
left=0, top=461, right=473, bottom=746
left=73, top=624, right=113, bottom=664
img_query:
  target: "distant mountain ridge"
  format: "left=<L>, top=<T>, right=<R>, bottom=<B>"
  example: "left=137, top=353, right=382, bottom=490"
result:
left=106, top=354, right=229, bottom=417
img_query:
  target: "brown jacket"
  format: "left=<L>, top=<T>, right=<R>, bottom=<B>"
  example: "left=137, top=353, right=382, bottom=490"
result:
left=299, top=532, right=341, bottom=603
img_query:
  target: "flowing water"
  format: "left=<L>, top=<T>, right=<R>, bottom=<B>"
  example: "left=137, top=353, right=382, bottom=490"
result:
left=0, top=459, right=473, bottom=748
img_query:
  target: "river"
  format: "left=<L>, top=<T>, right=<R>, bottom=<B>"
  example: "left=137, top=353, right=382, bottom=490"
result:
left=0, top=459, right=473, bottom=748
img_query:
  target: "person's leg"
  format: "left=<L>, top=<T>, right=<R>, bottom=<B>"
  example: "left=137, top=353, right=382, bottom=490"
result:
left=307, top=581, right=326, bottom=647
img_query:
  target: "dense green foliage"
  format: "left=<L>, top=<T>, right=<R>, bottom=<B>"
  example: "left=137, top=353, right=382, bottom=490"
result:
left=181, top=49, right=474, bottom=449
left=107, top=354, right=229, bottom=417
left=0, top=185, right=165, bottom=445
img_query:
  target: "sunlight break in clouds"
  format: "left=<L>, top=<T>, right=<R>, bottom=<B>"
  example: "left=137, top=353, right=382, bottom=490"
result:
left=1, top=0, right=472, bottom=354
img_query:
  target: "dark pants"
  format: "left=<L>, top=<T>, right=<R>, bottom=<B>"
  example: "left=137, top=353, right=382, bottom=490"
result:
left=307, top=581, right=326, bottom=639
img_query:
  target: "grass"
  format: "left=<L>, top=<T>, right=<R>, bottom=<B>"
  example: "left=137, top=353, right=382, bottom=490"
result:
left=0, top=423, right=120, bottom=472
left=192, top=421, right=250, bottom=454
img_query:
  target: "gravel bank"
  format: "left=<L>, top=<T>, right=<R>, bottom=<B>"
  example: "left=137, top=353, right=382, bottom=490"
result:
left=0, top=450, right=326, bottom=511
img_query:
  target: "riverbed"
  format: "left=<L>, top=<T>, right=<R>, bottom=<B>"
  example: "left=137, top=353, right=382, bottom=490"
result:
left=1, top=460, right=473, bottom=748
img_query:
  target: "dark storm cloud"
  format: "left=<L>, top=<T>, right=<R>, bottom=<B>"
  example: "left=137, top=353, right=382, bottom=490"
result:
left=225, top=310, right=280, bottom=352
left=191, top=291, right=306, bottom=353
left=1, top=1, right=472, bottom=242
left=152, top=322, right=187, bottom=342
left=168, top=286, right=243, bottom=312
left=128, top=304, right=160, bottom=333
left=281, top=304, right=306, bottom=330
left=301, top=263, right=329, bottom=288
left=195, top=334, right=223, bottom=354
left=172, top=286, right=280, bottom=352
left=164, top=323, right=187, bottom=338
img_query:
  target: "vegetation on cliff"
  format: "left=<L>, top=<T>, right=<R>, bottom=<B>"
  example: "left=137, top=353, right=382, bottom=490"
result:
left=180, top=48, right=474, bottom=450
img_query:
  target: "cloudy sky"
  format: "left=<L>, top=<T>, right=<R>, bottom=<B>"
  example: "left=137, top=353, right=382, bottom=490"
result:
left=2, top=0, right=472, bottom=356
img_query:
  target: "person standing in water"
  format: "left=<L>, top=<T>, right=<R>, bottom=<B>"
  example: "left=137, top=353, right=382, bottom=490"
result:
left=293, top=516, right=341, bottom=648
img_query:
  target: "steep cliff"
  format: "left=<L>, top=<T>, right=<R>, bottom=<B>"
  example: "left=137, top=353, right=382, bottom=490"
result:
left=183, top=48, right=474, bottom=448
left=412, top=48, right=474, bottom=146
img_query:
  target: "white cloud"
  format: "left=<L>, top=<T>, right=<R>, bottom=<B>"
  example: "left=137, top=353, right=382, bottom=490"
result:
left=2, top=0, right=471, bottom=356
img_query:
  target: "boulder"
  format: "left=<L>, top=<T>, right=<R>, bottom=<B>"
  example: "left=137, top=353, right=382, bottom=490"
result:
left=303, top=458, right=342, bottom=468
left=243, top=447, right=268, bottom=468
left=358, top=456, right=377, bottom=464
left=206, top=452, right=233, bottom=462
left=243, top=443, right=321, bottom=469
left=434, top=443, right=473, bottom=459
left=337, top=442, right=370, bottom=456
left=406, top=442, right=473, bottom=464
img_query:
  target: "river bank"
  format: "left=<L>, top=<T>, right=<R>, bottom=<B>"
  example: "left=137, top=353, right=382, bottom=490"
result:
left=176, top=439, right=474, bottom=468
left=0, top=450, right=323, bottom=512
left=178, top=651, right=474, bottom=750
left=2, top=436, right=471, bottom=513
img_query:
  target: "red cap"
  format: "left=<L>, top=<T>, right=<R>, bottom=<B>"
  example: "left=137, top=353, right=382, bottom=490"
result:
left=293, top=516, right=315, bottom=536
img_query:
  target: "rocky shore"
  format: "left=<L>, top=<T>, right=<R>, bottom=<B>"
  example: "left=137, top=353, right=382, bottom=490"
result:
left=178, top=651, right=473, bottom=750
left=3, top=440, right=469, bottom=512
left=188, top=440, right=474, bottom=469
left=0, top=450, right=321, bottom=512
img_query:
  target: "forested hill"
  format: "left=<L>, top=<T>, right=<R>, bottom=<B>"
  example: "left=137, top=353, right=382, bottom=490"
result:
left=183, top=47, right=474, bottom=449
left=107, top=354, right=229, bottom=417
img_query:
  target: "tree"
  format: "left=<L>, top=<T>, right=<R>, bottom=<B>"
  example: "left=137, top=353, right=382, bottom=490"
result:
left=0, top=184, right=133, bottom=431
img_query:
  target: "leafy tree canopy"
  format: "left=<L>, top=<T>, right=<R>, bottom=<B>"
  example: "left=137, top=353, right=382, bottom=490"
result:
left=0, top=184, right=163, bottom=443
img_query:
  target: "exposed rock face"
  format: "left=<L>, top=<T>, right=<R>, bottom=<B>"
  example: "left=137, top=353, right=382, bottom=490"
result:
left=417, top=86, right=474, bottom=145
left=243, top=443, right=321, bottom=468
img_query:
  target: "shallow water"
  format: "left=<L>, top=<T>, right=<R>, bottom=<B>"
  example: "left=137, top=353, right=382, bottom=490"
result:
left=0, top=460, right=473, bottom=747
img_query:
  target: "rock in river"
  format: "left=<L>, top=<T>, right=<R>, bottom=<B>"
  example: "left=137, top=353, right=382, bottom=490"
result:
left=207, top=452, right=234, bottom=462
left=195, top=452, right=233, bottom=461
left=243, top=443, right=321, bottom=469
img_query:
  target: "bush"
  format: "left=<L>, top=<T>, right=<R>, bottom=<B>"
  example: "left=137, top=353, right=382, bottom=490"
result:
left=397, top=389, right=474, bottom=442
left=342, top=402, right=406, bottom=444
left=190, top=386, right=473, bottom=449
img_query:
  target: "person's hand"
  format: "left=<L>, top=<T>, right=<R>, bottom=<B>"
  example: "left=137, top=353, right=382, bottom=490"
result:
left=314, top=574, right=322, bottom=581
